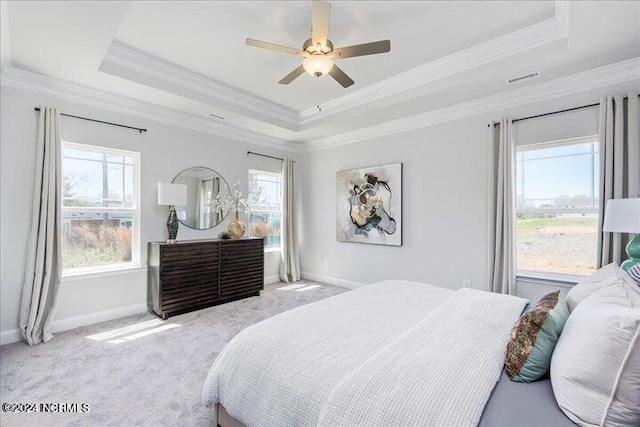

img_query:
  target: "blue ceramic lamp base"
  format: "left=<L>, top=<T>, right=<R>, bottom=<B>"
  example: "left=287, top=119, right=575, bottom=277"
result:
left=621, top=234, right=640, bottom=270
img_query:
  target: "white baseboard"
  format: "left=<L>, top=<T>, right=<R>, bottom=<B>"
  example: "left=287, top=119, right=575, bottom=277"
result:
left=264, top=275, right=280, bottom=285
left=1, top=275, right=355, bottom=345
left=301, top=272, right=364, bottom=289
left=1, top=303, right=148, bottom=346
left=50, top=303, right=148, bottom=334
left=0, top=329, right=22, bottom=346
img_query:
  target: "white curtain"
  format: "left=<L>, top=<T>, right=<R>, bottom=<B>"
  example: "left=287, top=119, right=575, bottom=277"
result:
left=279, top=158, right=301, bottom=282
left=597, top=93, right=640, bottom=267
left=487, top=118, right=517, bottom=295
left=19, top=107, right=63, bottom=345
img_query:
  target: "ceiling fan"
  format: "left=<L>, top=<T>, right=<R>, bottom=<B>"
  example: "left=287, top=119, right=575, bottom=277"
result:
left=246, top=0, right=391, bottom=88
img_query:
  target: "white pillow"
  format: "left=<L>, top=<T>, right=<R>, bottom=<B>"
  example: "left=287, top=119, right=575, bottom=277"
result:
left=565, top=263, right=625, bottom=312
left=550, top=276, right=640, bottom=427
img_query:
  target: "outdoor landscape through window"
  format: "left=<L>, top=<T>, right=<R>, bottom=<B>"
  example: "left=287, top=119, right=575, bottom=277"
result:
left=515, top=140, right=599, bottom=276
left=61, top=143, right=138, bottom=271
left=248, top=170, right=282, bottom=250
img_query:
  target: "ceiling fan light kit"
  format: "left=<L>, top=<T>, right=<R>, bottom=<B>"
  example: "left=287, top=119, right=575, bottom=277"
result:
left=246, top=1, right=391, bottom=88
left=303, top=54, right=334, bottom=77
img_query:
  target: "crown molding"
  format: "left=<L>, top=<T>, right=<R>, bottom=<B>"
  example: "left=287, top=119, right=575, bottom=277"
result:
left=100, top=41, right=300, bottom=131
left=303, top=57, right=640, bottom=152
left=0, top=67, right=300, bottom=153
left=3, top=56, right=637, bottom=155
left=98, top=2, right=569, bottom=134
left=298, top=0, right=569, bottom=129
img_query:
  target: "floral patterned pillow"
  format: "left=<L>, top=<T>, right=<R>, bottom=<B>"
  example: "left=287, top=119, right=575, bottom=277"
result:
left=505, top=291, right=570, bottom=382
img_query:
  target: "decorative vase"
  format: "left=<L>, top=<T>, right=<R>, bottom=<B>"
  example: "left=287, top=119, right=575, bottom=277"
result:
left=621, top=235, right=640, bottom=270
left=227, top=212, right=246, bottom=239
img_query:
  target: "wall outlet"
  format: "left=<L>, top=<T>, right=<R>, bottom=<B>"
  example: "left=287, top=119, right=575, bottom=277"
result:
left=462, top=279, right=472, bottom=288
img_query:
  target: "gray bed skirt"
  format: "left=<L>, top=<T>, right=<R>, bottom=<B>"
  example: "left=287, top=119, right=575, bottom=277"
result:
left=478, top=370, right=576, bottom=427
left=217, top=370, right=575, bottom=427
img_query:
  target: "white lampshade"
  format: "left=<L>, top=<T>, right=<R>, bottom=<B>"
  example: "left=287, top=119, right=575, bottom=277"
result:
left=158, top=183, right=187, bottom=206
left=303, top=54, right=334, bottom=77
left=603, top=198, right=640, bottom=233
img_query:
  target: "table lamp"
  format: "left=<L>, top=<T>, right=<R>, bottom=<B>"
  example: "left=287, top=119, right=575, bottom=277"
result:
left=603, top=198, right=640, bottom=270
left=158, top=182, right=187, bottom=243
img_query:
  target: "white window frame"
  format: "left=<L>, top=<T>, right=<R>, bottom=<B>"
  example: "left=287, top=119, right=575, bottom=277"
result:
left=248, top=169, right=283, bottom=253
left=61, top=141, right=141, bottom=276
left=515, top=135, right=599, bottom=281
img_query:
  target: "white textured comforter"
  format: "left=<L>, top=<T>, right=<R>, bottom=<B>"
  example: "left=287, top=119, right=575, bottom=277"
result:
left=203, top=280, right=527, bottom=427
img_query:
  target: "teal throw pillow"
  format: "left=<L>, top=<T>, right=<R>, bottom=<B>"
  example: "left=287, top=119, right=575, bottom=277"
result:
left=505, top=291, right=570, bottom=382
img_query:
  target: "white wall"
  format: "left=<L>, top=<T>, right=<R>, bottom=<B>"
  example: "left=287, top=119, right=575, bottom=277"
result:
left=0, top=86, right=291, bottom=341
left=2, top=80, right=638, bottom=343
left=298, top=83, right=639, bottom=296
left=300, top=116, right=491, bottom=290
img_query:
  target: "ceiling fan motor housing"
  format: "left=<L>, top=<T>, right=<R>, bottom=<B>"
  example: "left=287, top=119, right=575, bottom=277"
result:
left=303, top=38, right=333, bottom=54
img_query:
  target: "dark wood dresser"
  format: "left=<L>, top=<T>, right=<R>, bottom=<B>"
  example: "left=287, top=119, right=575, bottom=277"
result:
left=147, top=237, right=264, bottom=319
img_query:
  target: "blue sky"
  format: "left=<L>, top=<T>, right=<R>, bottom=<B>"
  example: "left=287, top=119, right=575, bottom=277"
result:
left=63, top=147, right=134, bottom=206
left=516, top=142, right=598, bottom=203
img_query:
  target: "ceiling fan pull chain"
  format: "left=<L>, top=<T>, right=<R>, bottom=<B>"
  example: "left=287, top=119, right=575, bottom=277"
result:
left=314, top=82, right=323, bottom=113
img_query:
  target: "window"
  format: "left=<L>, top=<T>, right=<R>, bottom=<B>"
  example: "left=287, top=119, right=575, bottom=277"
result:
left=61, top=142, right=139, bottom=273
left=248, top=170, right=282, bottom=251
left=515, top=138, right=599, bottom=277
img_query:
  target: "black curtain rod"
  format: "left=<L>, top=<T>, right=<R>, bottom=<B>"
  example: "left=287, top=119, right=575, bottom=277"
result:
left=34, top=108, right=147, bottom=133
left=488, top=94, right=639, bottom=127
left=247, top=151, right=284, bottom=162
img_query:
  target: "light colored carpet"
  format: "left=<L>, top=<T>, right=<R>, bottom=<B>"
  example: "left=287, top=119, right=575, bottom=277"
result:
left=0, top=281, right=346, bottom=427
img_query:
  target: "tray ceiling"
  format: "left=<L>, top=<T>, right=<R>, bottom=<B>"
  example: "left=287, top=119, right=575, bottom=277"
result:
left=113, top=0, right=554, bottom=111
left=2, top=1, right=639, bottom=149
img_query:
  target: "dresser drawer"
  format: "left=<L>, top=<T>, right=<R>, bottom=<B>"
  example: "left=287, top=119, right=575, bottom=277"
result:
left=161, top=243, right=218, bottom=262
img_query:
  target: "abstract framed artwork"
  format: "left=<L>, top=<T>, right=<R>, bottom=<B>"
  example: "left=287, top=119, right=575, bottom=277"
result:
left=336, top=163, right=402, bottom=246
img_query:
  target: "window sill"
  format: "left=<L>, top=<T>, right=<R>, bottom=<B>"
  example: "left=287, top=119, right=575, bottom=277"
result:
left=516, top=270, right=584, bottom=288
left=62, top=264, right=147, bottom=283
left=264, top=247, right=282, bottom=254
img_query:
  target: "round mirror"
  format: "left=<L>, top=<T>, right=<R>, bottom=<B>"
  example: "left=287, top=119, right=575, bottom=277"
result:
left=172, top=166, right=230, bottom=230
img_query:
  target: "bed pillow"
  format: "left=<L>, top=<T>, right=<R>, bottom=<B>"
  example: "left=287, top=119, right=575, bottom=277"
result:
left=505, top=291, right=569, bottom=382
left=565, top=262, right=623, bottom=312
left=550, top=276, right=640, bottom=427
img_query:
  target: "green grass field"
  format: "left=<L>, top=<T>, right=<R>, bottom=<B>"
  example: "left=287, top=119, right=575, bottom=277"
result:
left=516, top=216, right=597, bottom=231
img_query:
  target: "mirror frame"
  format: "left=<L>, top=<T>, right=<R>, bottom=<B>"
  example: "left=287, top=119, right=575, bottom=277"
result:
left=172, top=166, right=231, bottom=230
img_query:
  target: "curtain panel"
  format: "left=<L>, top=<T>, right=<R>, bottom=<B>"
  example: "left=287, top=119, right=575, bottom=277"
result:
left=488, top=118, right=517, bottom=295
left=279, top=158, right=301, bottom=282
left=19, top=107, right=63, bottom=345
left=597, top=93, right=640, bottom=267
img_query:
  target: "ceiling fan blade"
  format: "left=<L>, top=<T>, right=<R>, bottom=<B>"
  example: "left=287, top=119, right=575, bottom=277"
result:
left=334, top=40, right=391, bottom=59
left=279, top=65, right=306, bottom=85
left=311, top=1, right=331, bottom=51
left=246, top=38, right=302, bottom=56
left=328, top=64, right=354, bottom=88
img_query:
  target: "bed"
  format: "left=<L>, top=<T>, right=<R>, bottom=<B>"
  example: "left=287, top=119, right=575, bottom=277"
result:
left=202, top=280, right=577, bottom=427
